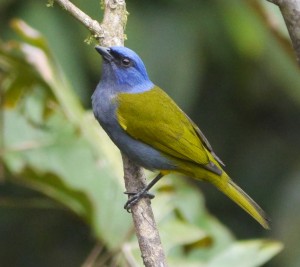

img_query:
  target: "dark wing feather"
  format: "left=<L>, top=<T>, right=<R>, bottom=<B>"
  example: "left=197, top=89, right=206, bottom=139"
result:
left=185, top=115, right=225, bottom=166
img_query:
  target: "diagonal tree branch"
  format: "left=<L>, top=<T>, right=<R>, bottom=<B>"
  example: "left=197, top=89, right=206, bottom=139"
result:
left=50, top=0, right=168, bottom=266
left=50, top=0, right=104, bottom=38
left=267, top=0, right=300, bottom=64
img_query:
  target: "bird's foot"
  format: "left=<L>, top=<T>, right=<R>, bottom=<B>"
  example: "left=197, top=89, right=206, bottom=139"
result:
left=124, top=190, right=155, bottom=212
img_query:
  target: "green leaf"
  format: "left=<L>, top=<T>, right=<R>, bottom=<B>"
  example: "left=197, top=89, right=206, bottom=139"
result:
left=3, top=106, right=131, bottom=248
left=205, top=239, right=283, bottom=267
left=160, top=219, right=212, bottom=253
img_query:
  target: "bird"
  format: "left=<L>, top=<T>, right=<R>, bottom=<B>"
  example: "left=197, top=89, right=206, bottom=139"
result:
left=92, top=45, right=270, bottom=229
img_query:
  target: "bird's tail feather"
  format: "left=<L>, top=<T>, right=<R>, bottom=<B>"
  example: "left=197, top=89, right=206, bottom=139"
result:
left=209, top=172, right=270, bottom=229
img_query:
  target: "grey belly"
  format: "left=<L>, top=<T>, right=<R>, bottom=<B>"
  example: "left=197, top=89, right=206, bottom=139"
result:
left=92, top=89, right=176, bottom=171
left=102, top=121, right=176, bottom=171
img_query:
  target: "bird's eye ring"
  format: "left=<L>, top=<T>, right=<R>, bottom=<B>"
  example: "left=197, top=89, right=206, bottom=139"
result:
left=121, top=58, right=131, bottom=67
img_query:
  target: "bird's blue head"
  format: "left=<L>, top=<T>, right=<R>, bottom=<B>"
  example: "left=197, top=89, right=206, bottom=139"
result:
left=95, top=46, right=154, bottom=93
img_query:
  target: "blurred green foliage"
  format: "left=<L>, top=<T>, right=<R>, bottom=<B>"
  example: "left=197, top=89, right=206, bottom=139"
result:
left=1, top=0, right=300, bottom=266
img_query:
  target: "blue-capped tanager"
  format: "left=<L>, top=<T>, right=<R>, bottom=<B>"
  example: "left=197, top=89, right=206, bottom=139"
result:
left=92, top=46, right=270, bottom=229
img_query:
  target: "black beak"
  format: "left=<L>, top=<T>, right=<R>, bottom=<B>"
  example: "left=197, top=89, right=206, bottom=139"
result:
left=95, top=46, right=112, bottom=61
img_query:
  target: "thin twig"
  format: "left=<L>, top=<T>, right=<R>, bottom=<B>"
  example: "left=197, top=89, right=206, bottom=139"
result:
left=81, top=243, right=104, bottom=267
left=51, top=0, right=103, bottom=38
left=0, top=79, right=4, bottom=183
left=51, top=1, right=168, bottom=266
left=122, top=243, right=140, bottom=267
left=267, top=0, right=300, bottom=64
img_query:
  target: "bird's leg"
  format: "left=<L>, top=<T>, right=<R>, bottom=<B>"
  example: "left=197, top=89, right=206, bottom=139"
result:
left=124, top=172, right=164, bottom=212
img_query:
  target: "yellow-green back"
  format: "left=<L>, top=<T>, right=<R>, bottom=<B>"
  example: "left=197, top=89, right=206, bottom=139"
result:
left=117, top=86, right=213, bottom=166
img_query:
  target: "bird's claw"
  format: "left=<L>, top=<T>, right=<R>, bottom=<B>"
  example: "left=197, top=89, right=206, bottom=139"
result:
left=124, top=191, right=155, bottom=212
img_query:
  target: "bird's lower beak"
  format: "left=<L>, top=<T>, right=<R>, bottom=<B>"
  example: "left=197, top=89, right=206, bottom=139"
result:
left=95, top=46, right=113, bottom=61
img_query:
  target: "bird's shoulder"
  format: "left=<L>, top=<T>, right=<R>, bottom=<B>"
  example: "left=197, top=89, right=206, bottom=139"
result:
left=117, top=86, right=180, bottom=114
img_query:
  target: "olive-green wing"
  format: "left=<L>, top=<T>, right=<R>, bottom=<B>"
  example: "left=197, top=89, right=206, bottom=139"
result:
left=116, top=86, right=215, bottom=167
left=185, top=114, right=225, bottom=166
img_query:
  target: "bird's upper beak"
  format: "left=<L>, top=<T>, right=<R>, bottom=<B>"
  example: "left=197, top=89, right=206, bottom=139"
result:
left=95, top=46, right=113, bottom=61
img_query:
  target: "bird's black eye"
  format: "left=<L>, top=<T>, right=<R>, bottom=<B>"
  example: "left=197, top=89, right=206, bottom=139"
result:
left=121, top=57, right=131, bottom=67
